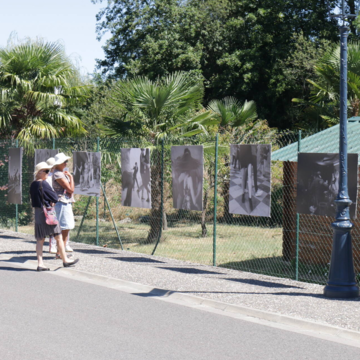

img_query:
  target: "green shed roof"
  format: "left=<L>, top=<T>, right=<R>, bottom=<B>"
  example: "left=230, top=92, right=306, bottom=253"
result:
left=272, top=117, right=360, bottom=163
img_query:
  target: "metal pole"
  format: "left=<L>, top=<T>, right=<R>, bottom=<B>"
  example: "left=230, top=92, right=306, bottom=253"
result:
left=52, top=138, right=55, bottom=150
left=295, top=130, right=301, bottom=281
left=213, top=134, right=219, bottom=266
left=101, top=182, right=123, bottom=250
left=15, top=139, right=18, bottom=232
left=152, top=139, right=164, bottom=256
left=96, top=137, right=100, bottom=246
left=324, top=15, right=359, bottom=297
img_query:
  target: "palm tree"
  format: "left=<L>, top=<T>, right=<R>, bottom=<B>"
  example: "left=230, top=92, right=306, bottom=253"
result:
left=0, top=39, right=89, bottom=141
left=100, top=72, right=216, bottom=139
left=207, top=97, right=258, bottom=131
left=292, top=41, right=360, bottom=128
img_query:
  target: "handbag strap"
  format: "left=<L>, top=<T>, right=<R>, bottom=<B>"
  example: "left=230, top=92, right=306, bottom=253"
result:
left=39, top=180, right=46, bottom=207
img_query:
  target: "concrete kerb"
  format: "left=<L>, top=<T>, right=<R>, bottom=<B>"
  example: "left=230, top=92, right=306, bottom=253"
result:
left=2, top=256, right=360, bottom=347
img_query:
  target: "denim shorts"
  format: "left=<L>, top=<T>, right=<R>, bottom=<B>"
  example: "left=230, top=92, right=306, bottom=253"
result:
left=55, top=202, right=75, bottom=230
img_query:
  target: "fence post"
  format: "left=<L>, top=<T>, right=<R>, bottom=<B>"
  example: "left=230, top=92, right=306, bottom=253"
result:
left=295, top=130, right=302, bottom=280
left=151, top=139, right=164, bottom=256
left=52, top=137, right=55, bottom=150
left=15, top=139, right=19, bottom=232
left=96, top=137, right=100, bottom=246
left=213, top=134, right=219, bottom=266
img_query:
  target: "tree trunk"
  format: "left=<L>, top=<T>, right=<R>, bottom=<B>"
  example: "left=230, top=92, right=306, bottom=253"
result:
left=222, top=179, right=233, bottom=223
left=163, top=210, right=168, bottom=230
left=147, top=149, right=162, bottom=243
left=201, top=187, right=209, bottom=237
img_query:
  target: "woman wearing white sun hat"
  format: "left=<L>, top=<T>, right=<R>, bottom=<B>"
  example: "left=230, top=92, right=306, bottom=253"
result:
left=29, top=162, right=78, bottom=270
left=52, top=152, right=75, bottom=256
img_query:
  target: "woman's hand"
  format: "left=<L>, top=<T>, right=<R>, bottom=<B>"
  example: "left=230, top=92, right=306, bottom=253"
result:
left=64, top=171, right=72, bottom=178
left=50, top=202, right=55, bottom=207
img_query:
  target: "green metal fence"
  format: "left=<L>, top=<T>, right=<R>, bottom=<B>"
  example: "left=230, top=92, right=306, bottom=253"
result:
left=1, top=133, right=360, bottom=286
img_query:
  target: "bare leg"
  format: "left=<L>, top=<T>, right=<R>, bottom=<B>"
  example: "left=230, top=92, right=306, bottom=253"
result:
left=56, top=229, right=69, bottom=256
left=36, top=239, right=45, bottom=267
left=55, top=234, right=72, bottom=263
left=62, top=229, right=70, bottom=246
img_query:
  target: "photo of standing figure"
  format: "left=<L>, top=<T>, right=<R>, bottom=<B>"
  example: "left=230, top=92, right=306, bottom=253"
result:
left=35, top=149, right=58, bottom=168
left=297, top=153, right=358, bottom=218
left=229, top=144, right=271, bottom=217
left=8, top=147, right=23, bottom=204
left=171, top=146, right=203, bottom=211
left=73, top=152, right=101, bottom=196
left=121, top=148, right=151, bottom=209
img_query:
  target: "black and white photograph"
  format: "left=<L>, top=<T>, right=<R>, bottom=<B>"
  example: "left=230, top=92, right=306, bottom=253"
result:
left=229, top=144, right=271, bottom=217
left=73, top=152, right=101, bottom=196
left=121, top=148, right=151, bottom=209
left=34, top=149, right=58, bottom=167
left=8, top=147, right=23, bottom=204
left=171, top=145, right=203, bottom=211
left=297, top=153, right=358, bottom=218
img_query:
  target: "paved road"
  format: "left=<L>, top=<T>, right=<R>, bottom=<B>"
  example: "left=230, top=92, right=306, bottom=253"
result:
left=0, top=261, right=359, bottom=360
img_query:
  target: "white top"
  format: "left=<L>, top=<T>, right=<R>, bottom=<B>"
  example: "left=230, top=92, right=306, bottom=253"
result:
left=45, top=172, right=54, bottom=190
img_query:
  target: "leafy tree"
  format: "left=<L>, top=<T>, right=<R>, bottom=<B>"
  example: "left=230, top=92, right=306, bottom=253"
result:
left=0, top=39, right=90, bottom=141
left=93, top=0, right=339, bottom=129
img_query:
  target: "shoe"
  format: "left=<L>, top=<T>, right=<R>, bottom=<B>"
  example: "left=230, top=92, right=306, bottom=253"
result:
left=65, top=244, right=73, bottom=252
left=63, top=259, right=79, bottom=267
left=56, top=253, right=73, bottom=260
left=255, top=189, right=263, bottom=197
left=49, top=247, right=58, bottom=254
left=37, top=266, right=50, bottom=272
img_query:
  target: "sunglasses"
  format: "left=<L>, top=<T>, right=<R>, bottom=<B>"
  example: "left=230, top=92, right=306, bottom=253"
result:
left=63, top=161, right=68, bottom=164
left=42, top=169, right=50, bottom=174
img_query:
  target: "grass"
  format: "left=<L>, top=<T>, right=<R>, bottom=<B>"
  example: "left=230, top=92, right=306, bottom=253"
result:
left=19, top=220, right=283, bottom=265
left=17, top=220, right=336, bottom=283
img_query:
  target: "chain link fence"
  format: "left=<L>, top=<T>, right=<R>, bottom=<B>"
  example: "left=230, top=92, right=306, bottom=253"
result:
left=0, top=132, right=359, bottom=285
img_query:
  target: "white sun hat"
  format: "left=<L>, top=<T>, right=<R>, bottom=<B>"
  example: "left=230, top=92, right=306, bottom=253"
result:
left=53, top=152, right=71, bottom=165
left=46, top=157, right=56, bottom=167
left=34, top=162, right=53, bottom=176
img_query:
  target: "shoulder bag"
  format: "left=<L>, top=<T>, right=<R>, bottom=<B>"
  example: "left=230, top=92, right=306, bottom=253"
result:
left=39, top=181, right=59, bottom=226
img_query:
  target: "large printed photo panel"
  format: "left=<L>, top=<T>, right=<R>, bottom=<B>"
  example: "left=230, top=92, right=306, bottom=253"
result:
left=171, top=145, right=203, bottom=211
left=34, top=149, right=58, bottom=168
left=297, top=153, right=358, bottom=218
left=229, top=144, right=271, bottom=217
left=121, top=148, right=151, bottom=209
left=8, top=147, right=23, bottom=204
left=73, top=152, right=101, bottom=196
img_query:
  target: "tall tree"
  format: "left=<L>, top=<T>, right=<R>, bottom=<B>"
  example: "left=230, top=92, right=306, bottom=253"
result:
left=0, top=39, right=89, bottom=141
left=93, top=0, right=339, bottom=129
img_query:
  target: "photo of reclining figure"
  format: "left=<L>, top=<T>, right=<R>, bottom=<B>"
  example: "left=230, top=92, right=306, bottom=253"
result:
left=121, top=148, right=151, bottom=209
left=73, top=151, right=101, bottom=196
left=35, top=149, right=58, bottom=168
left=229, top=144, right=271, bottom=217
left=171, top=145, right=203, bottom=211
left=8, top=147, right=23, bottom=204
left=297, top=153, right=358, bottom=218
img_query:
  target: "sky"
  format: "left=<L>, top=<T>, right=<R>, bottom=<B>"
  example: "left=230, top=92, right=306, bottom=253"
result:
left=0, top=0, right=109, bottom=75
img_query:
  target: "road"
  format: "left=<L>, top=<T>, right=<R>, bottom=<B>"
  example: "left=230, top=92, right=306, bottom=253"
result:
left=0, top=261, right=359, bottom=360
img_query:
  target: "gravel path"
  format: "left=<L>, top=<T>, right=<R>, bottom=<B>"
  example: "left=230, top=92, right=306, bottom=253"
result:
left=1, top=229, right=359, bottom=332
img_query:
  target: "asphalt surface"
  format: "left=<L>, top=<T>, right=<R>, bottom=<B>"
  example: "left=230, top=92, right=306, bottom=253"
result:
left=0, top=261, right=360, bottom=360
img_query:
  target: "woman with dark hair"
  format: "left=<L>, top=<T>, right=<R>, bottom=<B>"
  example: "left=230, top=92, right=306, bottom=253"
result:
left=30, top=162, right=79, bottom=271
